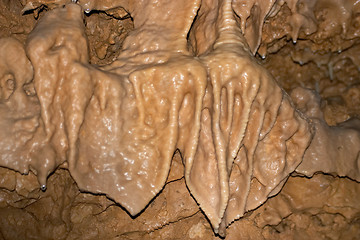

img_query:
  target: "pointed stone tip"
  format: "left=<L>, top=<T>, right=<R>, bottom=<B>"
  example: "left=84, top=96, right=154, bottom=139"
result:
left=40, top=184, right=47, bottom=191
left=215, top=220, right=227, bottom=238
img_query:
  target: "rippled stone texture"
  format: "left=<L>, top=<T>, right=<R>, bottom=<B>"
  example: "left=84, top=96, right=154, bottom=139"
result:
left=0, top=0, right=360, bottom=239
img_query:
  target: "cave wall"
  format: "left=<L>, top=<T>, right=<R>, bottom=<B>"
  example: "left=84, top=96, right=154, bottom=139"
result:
left=0, top=0, right=359, bottom=239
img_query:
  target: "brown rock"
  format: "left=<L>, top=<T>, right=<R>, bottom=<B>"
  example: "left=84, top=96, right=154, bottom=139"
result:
left=0, top=0, right=359, bottom=239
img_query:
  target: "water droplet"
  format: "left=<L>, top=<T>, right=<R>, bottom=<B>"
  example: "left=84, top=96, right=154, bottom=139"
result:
left=85, top=8, right=91, bottom=14
left=40, top=184, right=47, bottom=191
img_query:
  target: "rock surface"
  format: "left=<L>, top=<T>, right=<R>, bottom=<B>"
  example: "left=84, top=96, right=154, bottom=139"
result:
left=0, top=0, right=359, bottom=239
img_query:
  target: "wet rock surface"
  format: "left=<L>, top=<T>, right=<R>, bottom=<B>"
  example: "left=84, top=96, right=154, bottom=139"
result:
left=0, top=0, right=359, bottom=239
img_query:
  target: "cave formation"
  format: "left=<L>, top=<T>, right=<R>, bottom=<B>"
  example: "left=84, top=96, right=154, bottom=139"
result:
left=0, top=0, right=360, bottom=239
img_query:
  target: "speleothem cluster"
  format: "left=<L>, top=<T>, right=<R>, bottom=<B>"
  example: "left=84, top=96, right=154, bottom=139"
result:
left=0, top=0, right=359, bottom=237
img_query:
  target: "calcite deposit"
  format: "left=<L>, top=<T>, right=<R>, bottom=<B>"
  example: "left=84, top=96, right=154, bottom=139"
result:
left=0, top=0, right=359, bottom=239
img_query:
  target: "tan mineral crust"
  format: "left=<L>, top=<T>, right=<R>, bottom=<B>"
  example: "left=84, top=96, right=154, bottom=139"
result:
left=0, top=0, right=359, bottom=239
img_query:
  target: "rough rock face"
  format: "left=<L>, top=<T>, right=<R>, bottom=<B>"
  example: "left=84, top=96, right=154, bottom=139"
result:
left=0, top=0, right=359, bottom=239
